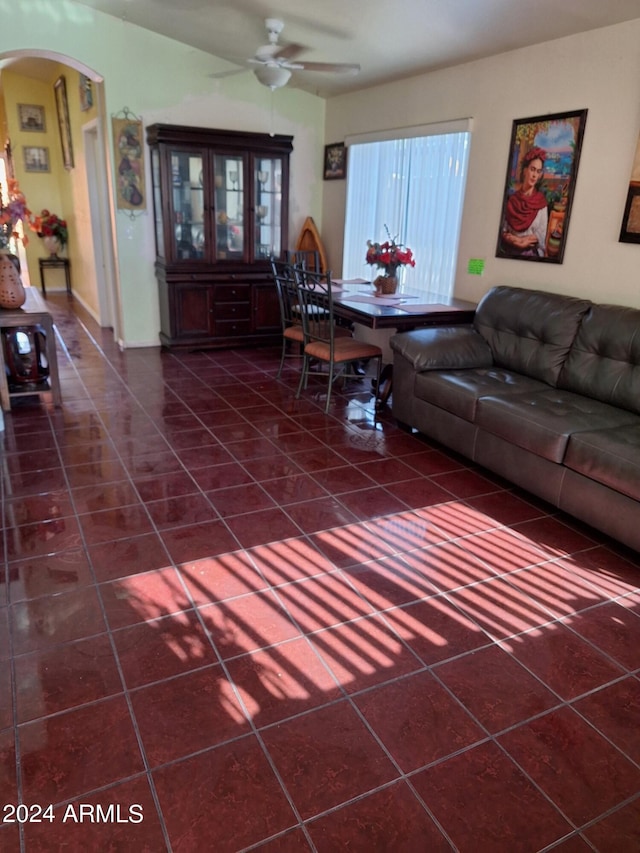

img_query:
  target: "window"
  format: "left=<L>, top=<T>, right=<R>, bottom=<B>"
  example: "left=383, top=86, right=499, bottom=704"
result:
left=342, top=124, right=471, bottom=300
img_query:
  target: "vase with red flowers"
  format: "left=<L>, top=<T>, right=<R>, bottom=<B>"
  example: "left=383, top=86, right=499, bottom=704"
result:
left=365, top=226, right=415, bottom=295
left=38, top=210, right=68, bottom=258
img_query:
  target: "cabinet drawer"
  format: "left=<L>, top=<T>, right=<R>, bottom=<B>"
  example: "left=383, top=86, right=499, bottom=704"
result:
left=216, top=284, right=250, bottom=302
left=216, top=302, right=250, bottom=320
left=215, top=319, right=252, bottom=336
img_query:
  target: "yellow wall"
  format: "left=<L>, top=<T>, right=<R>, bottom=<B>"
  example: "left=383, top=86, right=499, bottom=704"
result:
left=2, top=65, right=99, bottom=302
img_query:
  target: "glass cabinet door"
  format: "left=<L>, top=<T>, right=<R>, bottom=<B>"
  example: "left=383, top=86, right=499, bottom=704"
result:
left=254, top=157, right=283, bottom=260
left=170, top=150, right=205, bottom=260
left=214, top=154, right=245, bottom=261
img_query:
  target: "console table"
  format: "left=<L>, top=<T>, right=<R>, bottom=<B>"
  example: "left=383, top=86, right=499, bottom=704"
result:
left=39, top=256, right=72, bottom=296
left=0, top=287, right=62, bottom=411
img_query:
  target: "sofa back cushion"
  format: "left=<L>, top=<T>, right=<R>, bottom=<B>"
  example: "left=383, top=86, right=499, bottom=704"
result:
left=473, top=286, right=591, bottom=386
left=558, top=303, right=640, bottom=414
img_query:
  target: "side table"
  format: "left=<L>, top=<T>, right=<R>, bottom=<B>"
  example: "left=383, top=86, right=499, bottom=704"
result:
left=39, top=256, right=72, bottom=297
left=0, top=288, right=62, bottom=411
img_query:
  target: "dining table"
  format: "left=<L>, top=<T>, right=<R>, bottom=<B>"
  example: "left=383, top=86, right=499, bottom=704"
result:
left=330, top=279, right=477, bottom=407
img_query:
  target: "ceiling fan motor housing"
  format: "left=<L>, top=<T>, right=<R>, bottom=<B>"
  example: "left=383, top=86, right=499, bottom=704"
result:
left=265, top=19, right=285, bottom=42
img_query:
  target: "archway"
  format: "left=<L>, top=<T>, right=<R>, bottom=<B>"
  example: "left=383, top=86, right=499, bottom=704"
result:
left=0, top=49, right=122, bottom=341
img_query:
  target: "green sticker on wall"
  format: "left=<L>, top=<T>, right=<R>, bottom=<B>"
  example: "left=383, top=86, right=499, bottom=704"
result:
left=467, top=258, right=485, bottom=275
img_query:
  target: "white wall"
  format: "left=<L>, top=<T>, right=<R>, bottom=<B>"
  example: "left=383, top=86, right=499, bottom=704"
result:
left=324, top=20, right=640, bottom=309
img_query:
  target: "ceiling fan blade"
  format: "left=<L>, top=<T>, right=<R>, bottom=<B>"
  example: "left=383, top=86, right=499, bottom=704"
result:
left=297, top=61, right=360, bottom=75
left=209, top=67, right=247, bottom=79
left=273, top=42, right=306, bottom=62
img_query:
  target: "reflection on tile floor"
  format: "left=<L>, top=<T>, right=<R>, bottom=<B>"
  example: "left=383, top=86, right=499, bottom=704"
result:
left=1, top=293, right=640, bottom=852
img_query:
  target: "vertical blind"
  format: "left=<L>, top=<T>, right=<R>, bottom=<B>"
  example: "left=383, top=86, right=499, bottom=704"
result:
left=342, top=129, right=471, bottom=300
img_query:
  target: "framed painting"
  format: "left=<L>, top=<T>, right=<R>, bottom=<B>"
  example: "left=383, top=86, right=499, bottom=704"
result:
left=112, top=115, right=146, bottom=210
left=23, top=146, right=50, bottom=173
left=18, top=104, right=45, bottom=132
left=324, top=142, right=347, bottom=180
left=496, top=109, right=588, bottom=263
left=54, top=76, right=74, bottom=169
left=620, top=186, right=640, bottom=243
left=619, top=132, right=640, bottom=243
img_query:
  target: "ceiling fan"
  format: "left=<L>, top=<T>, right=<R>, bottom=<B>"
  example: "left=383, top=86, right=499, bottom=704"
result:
left=247, top=18, right=360, bottom=89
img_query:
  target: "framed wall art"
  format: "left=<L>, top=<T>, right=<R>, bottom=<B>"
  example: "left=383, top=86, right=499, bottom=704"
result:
left=54, top=75, right=74, bottom=169
left=112, top=110, right=146, bottom=212
left=79, top=74, right=94, bottom=112
left=496, top=109, right=587, bottom=264
left=619, top=131, right=640, bottom=243
left=18, top=104, right=46, bottom=132
left=23, top=146, right=50, bottom=173
left=324, top=142, right=347, bottom=180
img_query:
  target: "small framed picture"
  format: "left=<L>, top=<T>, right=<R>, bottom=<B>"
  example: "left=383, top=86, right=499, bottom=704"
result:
left=18, top=104, right=46, bottom=132
left=79, top=74, right=93, bottom=112
left=324, top=142, right=347, bottom=180
left=23, top=146, right=50, bottom=173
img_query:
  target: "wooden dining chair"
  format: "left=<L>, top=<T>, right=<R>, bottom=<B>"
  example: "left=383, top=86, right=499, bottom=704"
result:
left=294, top=270, right=382, bottom=413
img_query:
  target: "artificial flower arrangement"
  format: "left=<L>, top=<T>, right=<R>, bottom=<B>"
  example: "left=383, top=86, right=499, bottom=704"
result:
left=365, top=226, right=415, bottom=277
left=0, top=179, right=40, bottom=248
left=38, top=209, right=69, bottom=246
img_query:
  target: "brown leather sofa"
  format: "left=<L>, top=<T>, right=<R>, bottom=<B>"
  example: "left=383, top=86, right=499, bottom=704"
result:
left=390, top=285, right=640, bottom=552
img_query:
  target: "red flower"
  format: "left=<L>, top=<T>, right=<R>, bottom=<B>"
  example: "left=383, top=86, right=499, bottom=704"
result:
left=38, top=209, right=68, bottom=245
left=365, top=226, right=415, bottom=275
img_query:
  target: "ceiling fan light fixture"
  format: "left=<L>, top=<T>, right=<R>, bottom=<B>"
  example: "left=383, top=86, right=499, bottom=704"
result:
left=254, top=66, right=291, bottom=90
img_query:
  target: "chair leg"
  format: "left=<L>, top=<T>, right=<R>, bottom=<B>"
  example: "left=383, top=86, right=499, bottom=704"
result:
left=325, top=360, right=335, bottom=413
left=296, top=353, right=309, bottom=399
left=277, top=339, right=287, bottom=379
left=372, top=356, right=382, bottom=411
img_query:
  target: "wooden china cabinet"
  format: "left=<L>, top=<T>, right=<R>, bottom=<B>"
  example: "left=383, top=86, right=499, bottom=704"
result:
left=146, top=123, right=293, bottom=349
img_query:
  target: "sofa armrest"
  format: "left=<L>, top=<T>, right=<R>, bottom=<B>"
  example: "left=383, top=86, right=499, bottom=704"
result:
left=390, top=326, right=493, bottom=372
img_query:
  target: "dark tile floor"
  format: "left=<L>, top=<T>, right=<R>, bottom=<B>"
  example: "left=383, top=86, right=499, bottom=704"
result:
left=1, top=292, right=640, bottom=852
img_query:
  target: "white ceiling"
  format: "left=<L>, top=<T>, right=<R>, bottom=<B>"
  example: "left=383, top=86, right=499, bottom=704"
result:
left=19, top=1, right=640, bottom=96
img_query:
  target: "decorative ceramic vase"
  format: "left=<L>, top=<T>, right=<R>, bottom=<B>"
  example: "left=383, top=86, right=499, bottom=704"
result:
left=374, top=274, right=398, bottom=296
left=0, top=252, right=26, bottom=309
left=43, top=235, right=62, bottom=258
left=546, top=229, right=562, bottom=258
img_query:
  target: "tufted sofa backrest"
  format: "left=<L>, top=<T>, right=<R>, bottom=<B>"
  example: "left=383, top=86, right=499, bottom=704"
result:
left=473, top=286, right=591, bottom=386
left=558, top=303, right=640, bottom=414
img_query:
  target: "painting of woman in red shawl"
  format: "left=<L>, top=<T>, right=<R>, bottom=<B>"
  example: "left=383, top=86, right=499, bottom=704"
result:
left=499, top=146, right=549, bottom=257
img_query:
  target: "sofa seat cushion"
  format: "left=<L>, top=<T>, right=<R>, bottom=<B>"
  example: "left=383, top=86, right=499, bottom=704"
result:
left=475, top=389, right=640, bottom=463
left=564, top=423, right=640, bottom=501
left=413, top=368, right=550, bottom=422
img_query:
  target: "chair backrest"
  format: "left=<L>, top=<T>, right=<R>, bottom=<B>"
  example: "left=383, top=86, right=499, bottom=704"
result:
left=284, top=249, right=322, bottom=273
left=271, top=259, right=303, bottom=331
left=294, top=269, right=336, bottom=348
